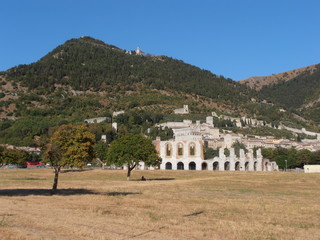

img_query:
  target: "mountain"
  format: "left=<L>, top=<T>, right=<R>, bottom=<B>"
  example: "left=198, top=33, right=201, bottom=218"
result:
left=0, top=36, right=318, bottom=146
left=0, top=36, right=254, bottom=145
left=239, top=64, right=318, bottom=90
left=3, top=36, right=252, bottom=104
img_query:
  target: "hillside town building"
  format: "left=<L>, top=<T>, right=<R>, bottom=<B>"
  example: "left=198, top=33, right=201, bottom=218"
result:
left=174, top=105, right=189, bottom=114
left=84, top=117, right=109, bottom=124
left=112, top=110, right=125, bottom=117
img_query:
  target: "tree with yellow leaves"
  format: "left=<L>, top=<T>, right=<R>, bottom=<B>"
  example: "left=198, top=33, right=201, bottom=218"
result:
left=43, top=125, right=95, bottom=194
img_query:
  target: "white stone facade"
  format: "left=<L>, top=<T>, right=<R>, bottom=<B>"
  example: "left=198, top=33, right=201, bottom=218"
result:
left=304, top=165, right=320, bottom=173
left=157, top=139, right=204, bottom=170
left=154, top=138, right=278, bottom=172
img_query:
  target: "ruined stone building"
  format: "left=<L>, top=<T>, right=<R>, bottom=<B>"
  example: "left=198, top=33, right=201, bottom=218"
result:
left=174, top=105, right=189, bottom=114
left=153, top=117, right=278, bottom=171
left=154, top=137, right=278, bottom=171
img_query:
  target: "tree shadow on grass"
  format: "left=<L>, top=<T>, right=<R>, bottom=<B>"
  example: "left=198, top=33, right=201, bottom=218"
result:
left=132, top=178, right=176, bottom=181
left=61, top=169, right=94, bottom=173
left=105, top=192, right=141, bottom=196
left=11, top=178, right=47, bottom=181
left=0, top=189, right=141, bottom=197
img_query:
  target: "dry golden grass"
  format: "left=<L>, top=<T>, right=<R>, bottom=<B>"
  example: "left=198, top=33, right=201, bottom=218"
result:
left=0, top=169, right=319, bottom=240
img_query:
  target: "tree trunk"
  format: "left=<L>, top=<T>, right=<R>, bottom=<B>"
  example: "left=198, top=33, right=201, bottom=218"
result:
left=127, top=164, right=131, bottom=181
left=126, top=163, right=136, bottom=181
left=51, top=166, right=61, bottom=195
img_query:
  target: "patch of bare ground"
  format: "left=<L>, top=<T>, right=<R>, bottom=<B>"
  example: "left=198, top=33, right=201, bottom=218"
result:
left=0, top=169, right=319, bottom=240
left=0, top=103, right=17, bottom=118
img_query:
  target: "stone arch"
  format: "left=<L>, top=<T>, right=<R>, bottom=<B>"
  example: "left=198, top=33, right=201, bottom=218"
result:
left=189, top=162, right=196, bottom=170
left=235, top=161, right=240, bottom=171
left=189, top=142, right=196, bottom=156
left=177, top=142, right=184, bottom=157
left=201, top=162, right=207, bottom=170
left=213, top=161, right=219, bottom=170
left=177, top=162, right=184, bottom=170
left=245, top=162, right=249, bottom=171
left=254, top=161, right=257, bottom=171
left=264, top=162, right=268, bottom=171
left=165, top=162, right=172, bottom=170
left=224, top=161, right=230, bottom=171
left=165, top=143, right=172, bottom=157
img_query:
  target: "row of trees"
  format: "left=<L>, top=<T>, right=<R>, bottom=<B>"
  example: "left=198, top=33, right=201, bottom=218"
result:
left=262, top=147, right=320, bottom=169
left=42, top=125, right=160, bottom=194
left=0, top=146, right=29, bottom=167
left=2, top=124, right=161, bottom=194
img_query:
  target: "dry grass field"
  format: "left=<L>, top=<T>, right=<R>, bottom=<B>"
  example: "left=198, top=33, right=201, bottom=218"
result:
left=0, top=169, right=319, bottom=240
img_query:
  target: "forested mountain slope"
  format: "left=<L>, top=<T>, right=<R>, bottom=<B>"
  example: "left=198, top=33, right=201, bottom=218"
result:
left=4, top=36, right=252, bottom=105
left=0, top=37, right=318, bottom=146
left=259, top=64, right=320, bottom=123
left=240, top=64, right=318, bottom=90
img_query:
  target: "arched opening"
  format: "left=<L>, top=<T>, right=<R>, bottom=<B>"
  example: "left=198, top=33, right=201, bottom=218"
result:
left=177, top=162, right=184, bottom=170
left=165, top=143, right=171, bottom=156
left=213, top=162, right=219, bottom=170
left=165, top=162, right=172, bottom=170
left=245, top=162, right=249, bottom=171
left=189, top=162, right=196, bottom=170
left=177, top=143, right=183, bottom=156
left=189, top=143, right=195, bottom=156
left=254, top=161, right=257, bottom=171
left=265, top=162, right=268, bottom=171
left=201, top=162, right=207, bottom=170
left=224, top=161, right=230, bottom=171
left=235, top=161, right=240, bottom=171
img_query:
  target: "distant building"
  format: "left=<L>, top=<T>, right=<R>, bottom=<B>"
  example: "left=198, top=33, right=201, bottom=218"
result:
left=304, top=165, right=320, bottom=173
left=125, top=46, right=145, bottom=56
left=113, top=110, right=125, bottom=117
left=112, top=122, right=118, bottom=131
left=174, top=105, right=189, bottom=114
left=84, top=117, right=108, bottom=124
left=135, top=46, right=144, bottom=56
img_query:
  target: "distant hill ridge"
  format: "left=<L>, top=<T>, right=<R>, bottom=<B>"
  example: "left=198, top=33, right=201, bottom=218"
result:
left=240, top=64, right=318, bottom=90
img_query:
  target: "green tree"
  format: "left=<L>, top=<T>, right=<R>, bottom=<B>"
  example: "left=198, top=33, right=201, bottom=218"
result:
left=107, top=134, right=161, bottom=180
left=262, top=148, right=274, bottom=159
left=232, top=140, right=247, bottom=157
left=204, top=147, right=219, bottom=159
left=311, top=150, right=320, bottom=164
left=42, top=125, right=95, bottom=194
left=224, top=148, right=230, bottom=157
left=296, top=149, right=312, bottom=167
left=93, top=140, right=109, bottom=168
left=0, top=146, right=28, bottom=167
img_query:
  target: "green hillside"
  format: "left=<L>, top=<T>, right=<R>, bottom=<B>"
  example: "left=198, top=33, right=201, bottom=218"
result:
left=0, top=37, right=318, bottom=146
left=4, top=36, right=252, bottom=104
left=260, top=64, right=320, bottom=123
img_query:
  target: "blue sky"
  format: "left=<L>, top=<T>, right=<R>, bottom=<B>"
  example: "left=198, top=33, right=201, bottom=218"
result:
left=1, top=0, right=319, bottom=80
